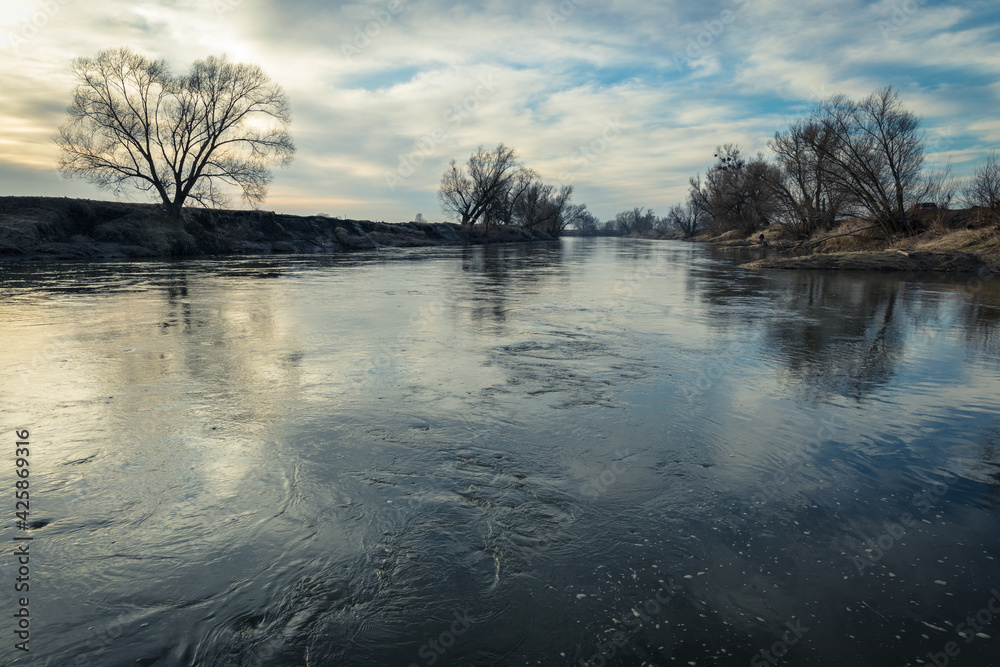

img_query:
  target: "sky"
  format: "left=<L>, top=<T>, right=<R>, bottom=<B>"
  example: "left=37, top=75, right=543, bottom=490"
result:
left=1, top=0, right=999, bottom=223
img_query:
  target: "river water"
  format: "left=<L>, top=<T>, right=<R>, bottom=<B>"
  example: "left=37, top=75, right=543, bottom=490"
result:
left=1, top=238, right=999, bottom=667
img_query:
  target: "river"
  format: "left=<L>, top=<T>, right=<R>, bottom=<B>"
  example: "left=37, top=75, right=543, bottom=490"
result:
left=1, top=238, right=999, bottom=666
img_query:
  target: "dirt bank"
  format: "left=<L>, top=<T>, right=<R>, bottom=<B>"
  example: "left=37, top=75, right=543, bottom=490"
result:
left=712, top=210, right=1000, bottom=274
left=0, top=197, right=556, bottom=262
left=742, top=249, right=993, bottom=273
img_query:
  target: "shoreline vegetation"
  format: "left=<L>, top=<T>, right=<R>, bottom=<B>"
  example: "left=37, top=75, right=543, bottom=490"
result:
left=0, top=196, right=557, bottom=263
left=710, top=207, right=1000, bottom=274
left=25, top=47, right=999, bottom=276
left=2, top=197, right=998, bottom=275
left=570, top=206, right=1000, bottom=274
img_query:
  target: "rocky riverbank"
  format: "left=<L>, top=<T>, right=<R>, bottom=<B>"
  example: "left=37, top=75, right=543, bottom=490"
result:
left=0, top=197, right=556, bottom=262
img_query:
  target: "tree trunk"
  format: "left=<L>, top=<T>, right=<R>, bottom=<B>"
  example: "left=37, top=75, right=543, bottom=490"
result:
left=165, top=196, right=185, bottom=219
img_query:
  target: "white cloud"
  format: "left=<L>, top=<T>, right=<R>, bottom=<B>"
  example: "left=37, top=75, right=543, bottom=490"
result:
left=1, top=0, right=999, bottom=220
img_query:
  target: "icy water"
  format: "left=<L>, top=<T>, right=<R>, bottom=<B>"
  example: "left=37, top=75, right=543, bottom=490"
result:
left=1, top=238, right=999, bottom=667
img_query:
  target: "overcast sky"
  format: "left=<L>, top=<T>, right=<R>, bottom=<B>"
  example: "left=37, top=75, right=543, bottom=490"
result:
left=1, top=0, right=999, bottom=222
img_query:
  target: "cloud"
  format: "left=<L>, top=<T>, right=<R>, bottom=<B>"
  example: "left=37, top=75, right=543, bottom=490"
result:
left=1, top=0, right=998, bottom=220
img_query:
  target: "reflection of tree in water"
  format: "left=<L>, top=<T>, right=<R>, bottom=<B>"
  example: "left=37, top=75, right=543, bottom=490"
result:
left=960, top=285, right=1000, bottom=366
left=762, top=274, right=1000, bottom=403
left=959, top=422, right=1000, bottom=516
left=163, top=273, right=194, bottom=333
left=784, top=282, right=907, bottom=403
left=102, top=265, right=308, bottom=429
left=560, top=236, right=599, bottom=264
left=457, top=243, right=568, bottom=330
left=453, top=241, right=638, bottom=409
left=686, top=264, right=959, bottom=403
left=612, top=239, right=658, bottom=263
left=681, top=253, right=774, bottom=326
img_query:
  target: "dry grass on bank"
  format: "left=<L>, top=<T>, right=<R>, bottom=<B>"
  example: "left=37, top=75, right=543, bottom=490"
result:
left=731, top=208, right=1000, bottom=273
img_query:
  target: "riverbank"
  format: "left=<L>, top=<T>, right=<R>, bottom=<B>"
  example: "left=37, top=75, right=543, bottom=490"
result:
left=707, top=210, right=1000, bottom=274
left=0, top=197, right=556, bottom=262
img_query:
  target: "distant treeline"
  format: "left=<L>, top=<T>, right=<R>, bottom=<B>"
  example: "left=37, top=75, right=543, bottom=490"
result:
left=578, top=86, right=999, bottom=241
left=437, top=144, right=599, bottom=238
left=48, top=47, right=999, bottom=242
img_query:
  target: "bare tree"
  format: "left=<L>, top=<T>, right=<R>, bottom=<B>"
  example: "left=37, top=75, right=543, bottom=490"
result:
left=515, top=181, right=576, bottom=234
left=601, top=219, right=620, bottom=235
left=484, top=167, right=538, bottom=229
left=558, top=202, right=593, bottom=236
left=667, top=201, right=704, bottom=238
left=572, top=208, right=601, bottom=234
left=55, top=47, right=294, bottom=218
left=438, top=161, right=476, bottom=226
left=768, top=119, right=850, bottom=237
left=613, top=207, right=656, bottom=235
left=689, top=145, right=779, bottom=235
left=815, top=86, right=927, bottom=236
left=439, top=144, right=520, bottom=228
left=964, top=150, right=1000, bottom=224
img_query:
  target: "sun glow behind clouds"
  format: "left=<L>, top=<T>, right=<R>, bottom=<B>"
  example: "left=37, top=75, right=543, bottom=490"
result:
left=1, top=0, right=999, bottom=221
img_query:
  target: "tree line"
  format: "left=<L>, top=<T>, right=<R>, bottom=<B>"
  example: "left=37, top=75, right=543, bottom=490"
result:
left=53, top=50, right=998, bottom=236
left=669, top=86, right=999, bottom=240
left=437, top=144, right=597, bottom=236
left=583, top=86, right=998, bottom=240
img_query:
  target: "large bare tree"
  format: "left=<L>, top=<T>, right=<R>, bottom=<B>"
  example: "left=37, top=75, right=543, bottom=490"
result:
left=667, top=200, right=704, bottom=238
left=768, top=119, right=851, bottom=237
left=438, top=144, right=521, bottom=228
left=515, top=182, right=576, bottom=234
left=439, top=143, right=587, bottom=237
left=484, top=166, right=538, bottom=229
left=55, top=47, right=295, bottom=218
left=815, top=86, right=927, bottom=236
left=571, top=209, right=601, bottom=234
left=689, top=144, right=779, bottom=235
